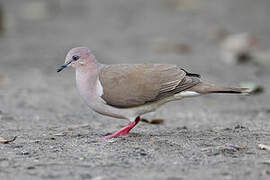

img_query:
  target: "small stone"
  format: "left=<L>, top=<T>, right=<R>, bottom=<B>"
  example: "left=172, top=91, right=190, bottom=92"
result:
left=27, top=166, right=35, bottom=170
left=140, top=152, right=147, bottom=156
left=17, top=151, right=30, bottom=156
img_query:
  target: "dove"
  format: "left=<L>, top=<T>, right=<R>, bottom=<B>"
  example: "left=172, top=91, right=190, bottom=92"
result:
left=57, top=47, right=249, bottom=139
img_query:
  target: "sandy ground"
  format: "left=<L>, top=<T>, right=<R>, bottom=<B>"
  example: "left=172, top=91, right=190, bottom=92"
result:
left=1, top=0, right=270, bottom=179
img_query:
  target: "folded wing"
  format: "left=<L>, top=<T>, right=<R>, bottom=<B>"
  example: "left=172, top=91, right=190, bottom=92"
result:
left=99, top=64, right=200, bottom=108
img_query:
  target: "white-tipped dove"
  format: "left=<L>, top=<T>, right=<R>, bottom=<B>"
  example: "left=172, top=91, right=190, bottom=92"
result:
left=57, top=47, right=250, bottom=139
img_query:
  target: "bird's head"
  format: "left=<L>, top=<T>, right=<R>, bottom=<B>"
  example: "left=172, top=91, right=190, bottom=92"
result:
left=57, top=47, right=96, bottom=72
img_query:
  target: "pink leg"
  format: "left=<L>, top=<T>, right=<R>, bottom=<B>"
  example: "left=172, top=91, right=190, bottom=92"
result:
left=104, top=116, right=140, bottom=139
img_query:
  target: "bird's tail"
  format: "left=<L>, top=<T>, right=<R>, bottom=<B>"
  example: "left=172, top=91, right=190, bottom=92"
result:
left=188, top=82, right=250, bottom=95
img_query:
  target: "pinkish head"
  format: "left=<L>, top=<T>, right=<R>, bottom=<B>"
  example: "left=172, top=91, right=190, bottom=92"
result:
left=57, top=47, right=96, bottom=72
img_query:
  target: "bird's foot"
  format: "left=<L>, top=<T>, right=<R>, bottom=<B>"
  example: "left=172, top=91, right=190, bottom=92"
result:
left=103, top=117, right=140, bottom=139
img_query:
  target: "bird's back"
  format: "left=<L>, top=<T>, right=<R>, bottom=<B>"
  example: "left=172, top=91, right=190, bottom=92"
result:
left=99, top=64, right=200, bottom=108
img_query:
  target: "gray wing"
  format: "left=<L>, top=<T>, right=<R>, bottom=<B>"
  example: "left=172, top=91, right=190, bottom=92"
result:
left=99, top=64, right=200, bottom=108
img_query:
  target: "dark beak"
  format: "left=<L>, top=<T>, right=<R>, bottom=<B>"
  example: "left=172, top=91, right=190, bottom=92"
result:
left=57, top=60, right=73, bottom=73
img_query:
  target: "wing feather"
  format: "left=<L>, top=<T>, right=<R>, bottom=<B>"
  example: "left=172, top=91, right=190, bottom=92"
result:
left=99, top=64, right=200, bottom=108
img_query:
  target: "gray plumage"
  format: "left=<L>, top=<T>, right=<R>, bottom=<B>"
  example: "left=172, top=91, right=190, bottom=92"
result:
left=99, top=64, right=200, bottom=108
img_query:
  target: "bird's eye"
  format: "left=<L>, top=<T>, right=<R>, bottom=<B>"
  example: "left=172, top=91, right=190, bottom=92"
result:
left=72, top=55, right=80, bottom=61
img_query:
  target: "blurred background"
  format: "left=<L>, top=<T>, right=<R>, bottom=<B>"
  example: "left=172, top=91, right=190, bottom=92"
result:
left=1, top=0, right=270, bottom=179
left=1, top=0, right=270, bottom=112
left=1, top=0, right=270, bottom=119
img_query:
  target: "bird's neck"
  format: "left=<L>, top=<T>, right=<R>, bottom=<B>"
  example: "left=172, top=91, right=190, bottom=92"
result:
left=75, top=63, right=102, bottom=98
